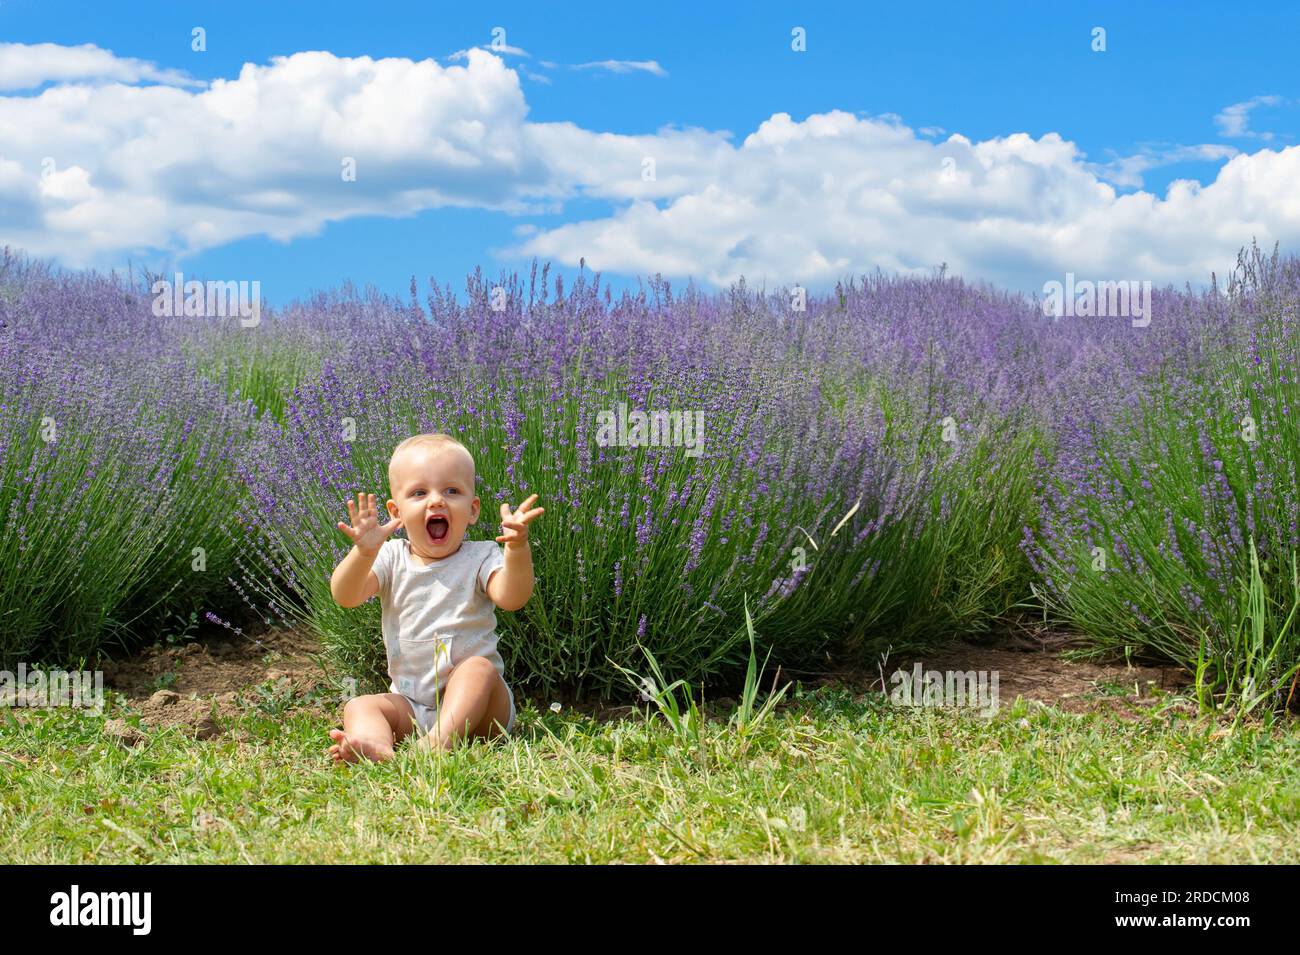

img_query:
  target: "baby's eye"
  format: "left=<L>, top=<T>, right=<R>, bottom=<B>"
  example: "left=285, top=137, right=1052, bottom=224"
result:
left=446, top=488, right=460, bottom=495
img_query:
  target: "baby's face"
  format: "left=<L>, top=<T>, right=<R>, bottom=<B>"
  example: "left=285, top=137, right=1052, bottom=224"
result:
left=386, top=445, right=480, bottom=559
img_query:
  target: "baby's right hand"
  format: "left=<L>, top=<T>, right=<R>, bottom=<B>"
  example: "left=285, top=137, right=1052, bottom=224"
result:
left=337, top=492, right=402, bottom=556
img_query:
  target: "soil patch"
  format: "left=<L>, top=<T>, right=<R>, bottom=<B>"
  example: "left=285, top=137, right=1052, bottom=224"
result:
left=96, top=627, right=329, bottom=738
left=11, top=626, right=1199, bottom=739
left=100, top=627, right=323, bottom=699
left=790, top=628, right=1193, bottom=719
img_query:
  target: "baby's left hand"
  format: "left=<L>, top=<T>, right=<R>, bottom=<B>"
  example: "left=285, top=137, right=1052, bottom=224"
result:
left=491, top=493, right=543, bottom=545
left=496, top=493, right=544, bottom=548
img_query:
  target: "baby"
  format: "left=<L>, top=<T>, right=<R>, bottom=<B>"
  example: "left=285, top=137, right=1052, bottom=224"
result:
left=325, top=432, right=543, bottom=763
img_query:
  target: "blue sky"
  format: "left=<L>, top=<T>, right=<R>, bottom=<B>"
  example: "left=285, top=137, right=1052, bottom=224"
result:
left=2, top=0, right=1297, bottom=305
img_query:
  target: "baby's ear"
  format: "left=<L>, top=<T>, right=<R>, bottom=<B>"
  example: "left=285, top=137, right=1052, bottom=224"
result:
left=469, top=496, right=480, bottom=525
left=385, top=499, right=399, bottom=520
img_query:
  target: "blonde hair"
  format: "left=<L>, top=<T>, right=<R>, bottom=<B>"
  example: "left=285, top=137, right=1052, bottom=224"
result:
left=388, top=433, right=476, bottom=491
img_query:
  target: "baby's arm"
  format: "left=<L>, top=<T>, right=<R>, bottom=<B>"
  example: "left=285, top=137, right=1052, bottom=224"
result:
left=487, top=541, right=534, bottom=612
left=331, top=548, right=381, bottom=608
left=486, top=494, right=545, bottom=612
left=331, top=492, right=402, bottom=608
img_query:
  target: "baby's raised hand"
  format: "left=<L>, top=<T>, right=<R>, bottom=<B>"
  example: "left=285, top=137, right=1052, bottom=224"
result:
left=496, top=493, right=544, bottom=548
left=337, top=492, right=402, bottom=556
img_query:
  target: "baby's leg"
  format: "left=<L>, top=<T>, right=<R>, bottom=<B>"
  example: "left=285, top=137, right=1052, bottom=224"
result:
left=328, top=693, right=415, bottom=764
left=421, top=656, right=512, bottom=752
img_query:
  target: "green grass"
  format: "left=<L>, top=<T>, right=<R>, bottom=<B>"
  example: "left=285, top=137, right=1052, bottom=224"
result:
left=3, top=684, right=1297, bottom=864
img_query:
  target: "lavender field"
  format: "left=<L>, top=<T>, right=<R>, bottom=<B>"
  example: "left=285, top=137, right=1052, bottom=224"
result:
left=3, top=243, right=1298, bottom=715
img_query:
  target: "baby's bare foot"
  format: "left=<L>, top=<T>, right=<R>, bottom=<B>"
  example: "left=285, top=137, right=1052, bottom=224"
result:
left=327, top=728, right=395, bottom=764
left=416, top=730, right=455, bottom=753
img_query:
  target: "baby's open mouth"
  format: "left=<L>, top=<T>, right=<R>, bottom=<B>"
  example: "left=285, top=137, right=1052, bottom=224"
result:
left=426, top=515, right=450, bottom=543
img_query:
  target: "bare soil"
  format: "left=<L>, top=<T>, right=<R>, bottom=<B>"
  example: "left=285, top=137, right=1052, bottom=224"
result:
left=94, top=628, right=329, bottom=739
left=882, top=644, right=1188, bottom=717
left=0, top=622, right=1201, bottom=742
left=82, top=624, right=1196, bottom=739
left=784, top=627, right=1194, bottom=719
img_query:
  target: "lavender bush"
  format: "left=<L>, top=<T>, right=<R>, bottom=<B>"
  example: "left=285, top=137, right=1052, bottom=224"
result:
left=0, top=251, right=316, bottom=664
left=1031, top=244, right=1300, bottom=712
left=238, top=266, right=1004, bottom=698
left=7, top=239, right=1300, bottom=713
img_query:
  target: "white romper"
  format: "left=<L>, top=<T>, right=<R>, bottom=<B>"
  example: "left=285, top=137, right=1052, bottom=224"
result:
left=370, top=537, right=516, bottom=735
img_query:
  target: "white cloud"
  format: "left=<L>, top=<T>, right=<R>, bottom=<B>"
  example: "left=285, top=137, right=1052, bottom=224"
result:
left=0, top=46, right=553, bottom=264
left=0, top=41, right=201, bottom=91
left=1214, top=95, right=1285, bottom=139
left=572, top=60, right=667, bottom=76
left=3, top=42, right=1298, bottom=294
left=512, top=111, right=1300, bottom=292
left=1086, top=143, right=1239, bottom=189
left=448, top=44, right=530, bottom=61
